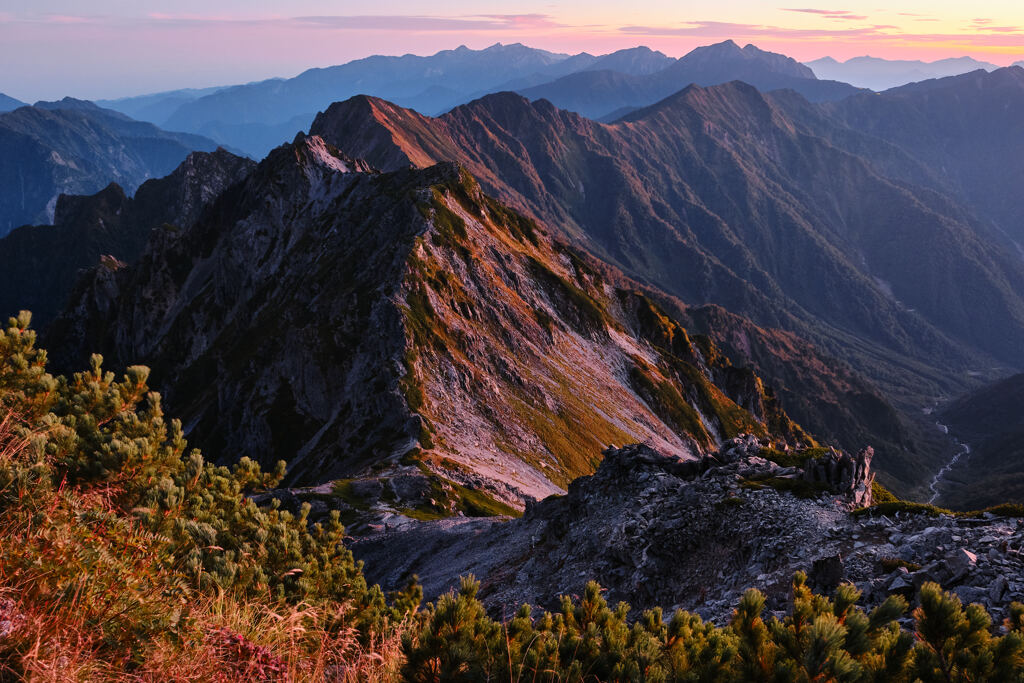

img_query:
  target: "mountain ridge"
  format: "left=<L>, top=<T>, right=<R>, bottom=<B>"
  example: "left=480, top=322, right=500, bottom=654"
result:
left=47, top=133, right=815, bottom=506
left=0, top=99, right=223, bottom=236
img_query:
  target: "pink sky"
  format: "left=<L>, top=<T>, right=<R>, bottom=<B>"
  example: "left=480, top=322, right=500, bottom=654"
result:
left=2, top=2, right=1024, bottom=101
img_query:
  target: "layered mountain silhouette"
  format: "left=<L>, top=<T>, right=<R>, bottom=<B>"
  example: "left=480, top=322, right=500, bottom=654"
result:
left=47, top=135, right=821, bottom=505
left=0, top=148, right=253, bottom=327
left=137, top=41, right=861, bottom=157
left=160, top=43, right=596, bottom=157
left=98, top=85, right=225, bottom=127
left=521, top=41, right=864, bottom=120
left=0, top=98, right=222, bottom=236
left=806, top=56, right=998, bottom=91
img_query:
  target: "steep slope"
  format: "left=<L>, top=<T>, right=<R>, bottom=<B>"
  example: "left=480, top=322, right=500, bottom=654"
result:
left=936, top=374, right=1024, bottom=508
left=47, top=134, right=808, bottom=506
left=806, top=56, right=997, bottom=91
left=0, top=149, right=253, bottom=326
left=519, top=41, right=863, bottom=119
left=827, top=67, right=1024, bottom=243
left=310, top=86, right=1024, bottom=495
left=0, top=98, right=222, bottom=236
left=312, top=88, right=1024, bottom=385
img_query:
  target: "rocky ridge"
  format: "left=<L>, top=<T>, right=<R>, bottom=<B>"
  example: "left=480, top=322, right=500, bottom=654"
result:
left=46, top=133, right=811, bottom=509
left=351, top=436, right=1024, bottom=625
left=313, top=85, right=1021, bottom=495
left=0, top=148, right=253, bottom=326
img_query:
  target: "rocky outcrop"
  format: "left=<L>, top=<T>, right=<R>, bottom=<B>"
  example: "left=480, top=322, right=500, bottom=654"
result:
left=604, top=438, right=874, bottom=507
left=803, top=446, right=874, bottom=507
left=351, top=436, right=1023, bottom=624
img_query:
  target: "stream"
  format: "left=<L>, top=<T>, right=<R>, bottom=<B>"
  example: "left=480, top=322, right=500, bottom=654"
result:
left=927, top=421, right=972, bottom=503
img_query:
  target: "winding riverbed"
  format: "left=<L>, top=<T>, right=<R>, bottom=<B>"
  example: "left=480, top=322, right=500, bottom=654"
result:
left=927, top=421, right=972, bottom=503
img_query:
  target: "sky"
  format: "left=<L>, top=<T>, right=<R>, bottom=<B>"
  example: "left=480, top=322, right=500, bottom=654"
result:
left=2, top=0, right=1024, bottom=102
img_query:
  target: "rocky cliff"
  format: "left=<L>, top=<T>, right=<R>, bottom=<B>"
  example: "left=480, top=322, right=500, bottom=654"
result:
left=48, top=133, right=810, bottom=508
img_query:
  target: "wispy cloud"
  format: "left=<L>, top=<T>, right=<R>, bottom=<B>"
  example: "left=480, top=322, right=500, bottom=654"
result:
left=619, top=20, right=888, bottom=39
left=619, top=19, right=1024, bottom=45
left=141, top=12, right=564, bottom=32
left=781, top=8, right=868, bottom=21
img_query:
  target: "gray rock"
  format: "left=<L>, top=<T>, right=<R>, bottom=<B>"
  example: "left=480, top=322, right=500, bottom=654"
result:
left=944, top=548, right=978, bottom=584
left=991, top=576, right=1009, bottom=602
left=953, top=585, right=988, bottom=606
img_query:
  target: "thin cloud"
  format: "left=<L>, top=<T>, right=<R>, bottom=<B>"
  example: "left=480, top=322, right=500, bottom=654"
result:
left=618, top=20, right=1024, bottom=48
left=619, top=20, right=886, bottom=39
left=781, top=8, right=868, bottom=20
left=144, top=13, right=565, bottom=32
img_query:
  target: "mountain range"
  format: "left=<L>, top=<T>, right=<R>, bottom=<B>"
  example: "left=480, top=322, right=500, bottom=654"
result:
left=0, top=148, right=253, bottom=328
left=311, top=84, right=1022, bottom=383
left=520, top=41, right=863, bottom=120
left=4, top=42, right=1024, bottom=509
left=105, top=41, right=860, bottom=158
left=806, top=55, right=998, bottom=91
left=12, top=36, right=1024, bottom=678
left=0, top=97, right=222, bottom=236
left=826, top=67, right=1024, bottom=245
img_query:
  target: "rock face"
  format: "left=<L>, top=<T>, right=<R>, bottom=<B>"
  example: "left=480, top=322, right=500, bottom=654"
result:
left=0, top=98, right=223, bottom=236
left=351, top=437, right=1024, bottom=624
left=47, top=134, right=809, bottom=507
left=0, top=148, right=253, bottom=326
left=802, top=446, right=874, bottom=507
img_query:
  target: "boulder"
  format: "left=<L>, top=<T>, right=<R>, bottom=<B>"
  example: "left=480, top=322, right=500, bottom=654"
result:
left=944, top=548, right=978, bottom=584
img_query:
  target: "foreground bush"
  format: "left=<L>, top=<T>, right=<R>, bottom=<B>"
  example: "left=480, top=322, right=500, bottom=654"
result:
left=3, top=311, right=1024, bottom=681
left=404, top=575, right=1024, bottom=682
left=0, top=313, right=417, bottom=679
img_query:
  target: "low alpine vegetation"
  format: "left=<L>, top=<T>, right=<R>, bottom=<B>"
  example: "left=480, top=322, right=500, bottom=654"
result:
left=3, top=311, right=1024, bottom=681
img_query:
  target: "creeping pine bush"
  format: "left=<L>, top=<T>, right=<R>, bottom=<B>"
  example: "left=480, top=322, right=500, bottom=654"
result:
left=0, top=312, right=419, bottom=679
left=3, top=310, right=1024, bottom=681
left=404, top=574, right=1024, bottom=682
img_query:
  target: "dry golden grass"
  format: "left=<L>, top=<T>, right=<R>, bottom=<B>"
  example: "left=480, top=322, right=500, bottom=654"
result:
left=0, top=411, right=408, bottom=682
left=1, top=586, right=409, bottom=682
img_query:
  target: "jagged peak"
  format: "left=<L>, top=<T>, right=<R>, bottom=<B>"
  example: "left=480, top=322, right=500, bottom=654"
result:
left=281, top=132, right=376, bottom=175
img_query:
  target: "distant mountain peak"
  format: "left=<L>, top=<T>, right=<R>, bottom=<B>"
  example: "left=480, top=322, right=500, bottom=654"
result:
left=32, top=97, right=101, bottom=111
